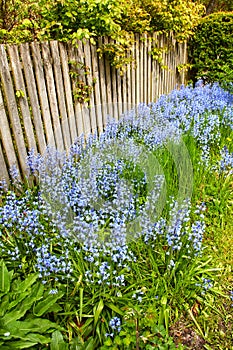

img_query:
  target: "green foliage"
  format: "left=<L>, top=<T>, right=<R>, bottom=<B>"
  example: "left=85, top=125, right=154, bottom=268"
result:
left=188, top=12, right=233, bottom=84
left=0, top=0, right=45, bottom=43
left=101, top=319, right=185, bottom=349
left=139, top=0, right=205, bottom=41
left=0, top=0, right=206, bottom=70
left=0, top=260, right=65, bottom=349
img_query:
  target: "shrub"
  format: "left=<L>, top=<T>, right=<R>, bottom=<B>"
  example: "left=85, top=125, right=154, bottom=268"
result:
left=188, top=12, right=233, bottom=86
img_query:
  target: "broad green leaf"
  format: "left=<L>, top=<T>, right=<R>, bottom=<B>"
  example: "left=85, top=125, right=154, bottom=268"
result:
left=0, top=295, right=9, bottom=317
left=6, top=318, right=61, bottom=336
left=2, top=307, right=31, bottom=325
left=16, top=274, right=39, bottom=294
left=22, top=332, right=51, bottom=344
left=8, top=292, right=29, bottom=311
left=31, top=282, right=44, bottom=300
left=33, top=291, right=64, bottom=316
left=105, top=302, right=124, bottom=316
left=93, top=299, right=104, bottom=327
left=85, top=337, right=96, bottom=350
left=3, top=323, right=28, bottom=339
left=0, top=340, right=38, bottom=349
left=45, top=303, right=62, bottom=314
left=50, top=330, right=68, bottom=350
left=2, top=285, right=44, bottom=325
left=0, top=260, right=10, bottom=294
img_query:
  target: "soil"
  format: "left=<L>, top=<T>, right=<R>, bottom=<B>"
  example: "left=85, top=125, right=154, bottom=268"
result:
left=169, top=319, right=206, bottom=349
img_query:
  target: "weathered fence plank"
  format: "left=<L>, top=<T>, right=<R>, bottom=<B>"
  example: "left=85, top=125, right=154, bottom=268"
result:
left=139, top=34, right=144, bottom=103
left=59, top=42, right=77, bottom=144
left=20, top=43, right=47, bottom=154
left=90, top=42, right=103, bottom=134
left=108, top=38, right=118, bottom=121
left=143, top=34, right=148, bottom=104
left=147, top=34, right=152, bottom=102
left=75, top=41, right=92, bottom=136
left=7, top=45, right=38, bottom=152
left=0, top=45, right=28, bottom=174
left=126, top=48, right=132, bottom=109
left=0, top=143, right=9, bottom=182
left=131, top=39, right=136, bottom=108
left=103, top=37, right=113, bottom=119
left=98, top=37, right=108, bottom=126
left=116, top=65, right=123, bottom=117
left=50, top=41, right=71, bottom=151
left=135, top=34, right=140, bottom=107
left=31, top=42, right=55, bottom=148
left=0, top=88, right=19, bottom=179
left=67, top=45, right=84, bottom=137
left=83, top=39, right=97, bottom=134
left=41, top=42, right=64, bottom=152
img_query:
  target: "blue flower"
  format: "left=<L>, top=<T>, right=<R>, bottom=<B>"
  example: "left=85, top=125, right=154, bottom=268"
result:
left=109, top=317, right=121, bottom=333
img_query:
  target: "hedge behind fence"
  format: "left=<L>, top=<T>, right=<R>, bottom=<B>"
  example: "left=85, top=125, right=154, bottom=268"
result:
left=189, top=12, right=233, bottom=85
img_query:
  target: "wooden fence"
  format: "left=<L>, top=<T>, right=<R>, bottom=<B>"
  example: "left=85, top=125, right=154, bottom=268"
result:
left=0, top=32, right=187, bottom=182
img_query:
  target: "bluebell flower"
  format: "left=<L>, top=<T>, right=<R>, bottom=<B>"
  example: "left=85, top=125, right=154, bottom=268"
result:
left=219, top=146, right=233, bottom=174
left=49, top=289, right=58, bottom=295
left=109, top=317, right=121, bottom=333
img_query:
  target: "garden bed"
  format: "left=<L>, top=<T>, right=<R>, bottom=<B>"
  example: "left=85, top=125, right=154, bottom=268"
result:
left=0, top=81, right=232, bottom=349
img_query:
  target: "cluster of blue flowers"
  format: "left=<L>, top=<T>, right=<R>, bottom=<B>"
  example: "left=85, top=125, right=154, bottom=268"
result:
left=105, top=316, right=122, bottom=337
left=219, top=146, right=233, bottom=174
left=0, top=189, right=72, bottom=283
left=148, top=81, right=231, bottom=161
left=195, top=278, right=213, bottom=295
left=0, top=81, right=232, bottom=288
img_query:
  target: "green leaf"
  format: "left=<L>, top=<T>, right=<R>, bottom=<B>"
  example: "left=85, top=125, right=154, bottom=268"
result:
left=93, top=299, right=104, bottom=327
left=15, top=90, right=25, bottom=98
left=16, top=274, right=39, bottom=294
left=50, top=330, right=68, bottom=350
left=85, top=337, right=96, bottom=350
left=8, top=292, right=29, bottom=311
left=105, top=302, right=123, bottom=316
left=2, top=340, right=37, bottom=349
left=0, top=295, right=9, bottom=317
left=123, top=335, right=132, bottom=346
left=114, top=335, right=122, bottom=345
left=6, top=318, right=61, bottom=336
left=0, top=261, right=11, bottom=294
left=104, top=337, right=112, bottom=346
left=33, top=291, right=64, bottom=316
left=22, top=332, right=51, bottom=344
left=2, top=284, right=44, bottom=325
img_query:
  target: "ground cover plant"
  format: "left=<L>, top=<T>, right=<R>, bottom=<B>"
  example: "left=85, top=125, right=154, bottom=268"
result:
left=0, top=81, right=232, bottom=349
